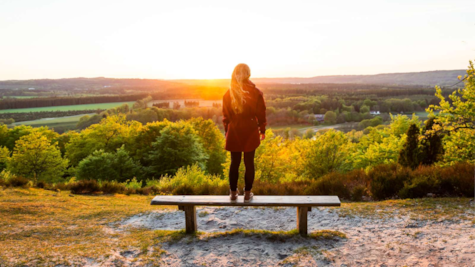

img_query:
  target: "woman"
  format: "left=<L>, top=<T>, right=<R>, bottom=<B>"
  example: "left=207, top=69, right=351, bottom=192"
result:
left=222, top=63, right=267, bottom=202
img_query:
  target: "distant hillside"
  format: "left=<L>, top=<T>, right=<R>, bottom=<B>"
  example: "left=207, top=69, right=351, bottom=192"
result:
left=252, top=70, right=466, bottom=87
left=0, top=69, right=466, bottom=89
left=0, top=77, right=180, bottom=90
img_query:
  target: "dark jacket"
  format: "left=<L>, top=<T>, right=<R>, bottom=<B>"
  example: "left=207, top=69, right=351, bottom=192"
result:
left=222, top=80, right=267, bottom=152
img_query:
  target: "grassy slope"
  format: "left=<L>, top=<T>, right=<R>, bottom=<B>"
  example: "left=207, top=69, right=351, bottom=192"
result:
left=0, top=101, right=134, bottom=114
left=0, top=188, right=472, bottom=266
left=10, top=114, right=95, bottom=127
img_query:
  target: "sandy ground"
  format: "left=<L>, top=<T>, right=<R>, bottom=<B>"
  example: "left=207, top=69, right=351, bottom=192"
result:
left=118, top=206, right=475, bottom=267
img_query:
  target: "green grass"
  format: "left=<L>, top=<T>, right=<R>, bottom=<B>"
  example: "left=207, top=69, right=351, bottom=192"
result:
left=0, top=101, right=134, bottom=114
left=1, top=96, right=39, bottom=99
left=11, top=114, right=95, bottom=127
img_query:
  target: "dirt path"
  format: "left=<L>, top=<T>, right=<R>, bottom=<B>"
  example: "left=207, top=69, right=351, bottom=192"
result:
left=121, top=206, right=475, bottom=267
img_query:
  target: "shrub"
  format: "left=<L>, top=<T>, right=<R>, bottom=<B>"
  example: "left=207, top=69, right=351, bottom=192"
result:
left=368, top=163, right=411, bottom=200
left=399, top=165, right=440, bottom=198
left=101, top=181, right=126, bottom=194
left=154, top=164, right=227, bottom=195
left=304, top=172, right=351, bottom=200
left=351, top=185, right=367, bottom=201
left=70, top=180, right=101, bottom=194
left=36, top=181, right=47, bottom=188
left=8, top=176, right=30, bottom=188
left=342, top=169, right=369, bottom=201
left=254, top=181, right=308, bottom=195
left=124, top=177, right=142, bottom=190
left=136, top=186, right=160, bottom=196
left=439, top=162, right=474, bottom=197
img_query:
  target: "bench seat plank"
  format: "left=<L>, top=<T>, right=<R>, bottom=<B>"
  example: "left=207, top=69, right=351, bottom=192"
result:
left=151, top=195, right=340, bottom=207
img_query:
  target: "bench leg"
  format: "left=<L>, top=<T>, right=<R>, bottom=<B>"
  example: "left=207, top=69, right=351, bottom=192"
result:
left=183, top=205, right=197, bottom=234
left=297, top=207, right=308, bottom=237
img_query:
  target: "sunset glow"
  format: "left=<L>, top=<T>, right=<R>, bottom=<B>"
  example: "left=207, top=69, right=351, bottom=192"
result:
left=1, top=0, right=474, bottom=80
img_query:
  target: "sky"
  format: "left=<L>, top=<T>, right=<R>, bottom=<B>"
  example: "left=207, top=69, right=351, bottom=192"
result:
left=1, top=0, right=474, bottom=80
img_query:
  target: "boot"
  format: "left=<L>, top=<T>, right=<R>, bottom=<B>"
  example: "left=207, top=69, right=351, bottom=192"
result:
left=230, top=189, right=239, bottom=201
left=244, top=190, right=254, bottom=203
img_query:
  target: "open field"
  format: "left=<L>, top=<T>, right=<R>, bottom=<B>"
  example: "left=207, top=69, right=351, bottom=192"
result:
left=0, top=101, right=134, bottom=114
left=10, top=113, right=94, bottom=127
left=1, top=96, right=39, bottom=99
left=1, top=188, right=473, bottom=266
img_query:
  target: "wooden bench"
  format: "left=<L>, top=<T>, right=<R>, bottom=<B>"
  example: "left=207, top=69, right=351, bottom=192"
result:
left=150, top=195, right=341, bottom=236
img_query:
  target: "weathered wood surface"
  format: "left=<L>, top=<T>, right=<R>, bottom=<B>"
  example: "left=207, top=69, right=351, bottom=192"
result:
left=151, top=195, right=340, bottom=207
left=297, top=207, right=309, bottom=236
left=184, top=205, right=197, bottom=234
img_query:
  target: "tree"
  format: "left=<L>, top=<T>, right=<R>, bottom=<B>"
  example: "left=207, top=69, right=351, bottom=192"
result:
left=0, top=146, right=10, bottom=172
left=324, top=111, right=337, bottom=124
left=76, top=146, right=141, bottom=182
left=146, top=122, right=208, bottom=177
left=66, top=115, right=141, bottom=166
left=427, top=61, right=475, bottom=165
left=303, top=129, right=350, bottom=178
left=429, top=60, right=475, bottom=132
left=8, top=132, right=68, bottom=183
left=189, top=118, right=226, bottom=176
left=360, top=105, right=370, bottom=114
left=419, top=117, right=444, bottom=165
left=398, top=124, right=421, bottom=169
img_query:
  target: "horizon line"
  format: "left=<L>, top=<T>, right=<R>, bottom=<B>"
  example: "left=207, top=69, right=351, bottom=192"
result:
left=0, top=68, right=466, bottom=82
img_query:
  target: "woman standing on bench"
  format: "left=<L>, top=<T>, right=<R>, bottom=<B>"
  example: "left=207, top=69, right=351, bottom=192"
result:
left=222, top=63, right=267, bottom=202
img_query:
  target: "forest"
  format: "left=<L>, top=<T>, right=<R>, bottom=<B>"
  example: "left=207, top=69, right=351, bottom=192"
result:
left=0, top=62, right=474, bottom=201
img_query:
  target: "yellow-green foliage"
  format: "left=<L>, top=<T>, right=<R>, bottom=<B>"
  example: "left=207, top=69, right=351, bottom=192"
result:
left=148, top=164, right=228, bottom=195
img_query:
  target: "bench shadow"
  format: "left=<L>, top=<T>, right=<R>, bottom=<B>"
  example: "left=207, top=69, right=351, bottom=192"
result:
left=158, top=229, right=347, bottom=266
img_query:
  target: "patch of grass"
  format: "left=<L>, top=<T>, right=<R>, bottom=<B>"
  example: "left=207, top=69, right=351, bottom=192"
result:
left=334, top=198, right=474, bottom=222
left=309, top=230, right=347, bottom=240
left=198, top=211, right=209, bottom=217
left=0, top=188, right=165, bottom=266
left=0, top=102, right=134, bottom=114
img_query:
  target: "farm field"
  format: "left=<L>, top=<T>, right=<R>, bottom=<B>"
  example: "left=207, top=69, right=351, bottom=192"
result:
left=10, top=113, right=94, bottom=127
left=0, top=101, right=134, bottom=114
left=1, top=96, right=39, bottom=99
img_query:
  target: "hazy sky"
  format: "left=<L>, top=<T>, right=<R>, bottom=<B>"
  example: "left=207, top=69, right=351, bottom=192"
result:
left=1, top=0, right=474, bottom=80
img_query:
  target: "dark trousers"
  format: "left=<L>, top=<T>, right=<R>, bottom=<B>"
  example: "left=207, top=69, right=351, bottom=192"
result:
left=229, top=150, right=255, bottom=191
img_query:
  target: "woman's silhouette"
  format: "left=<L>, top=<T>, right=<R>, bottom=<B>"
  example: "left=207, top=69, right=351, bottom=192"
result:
left=222, top=63, right=267, bottom=202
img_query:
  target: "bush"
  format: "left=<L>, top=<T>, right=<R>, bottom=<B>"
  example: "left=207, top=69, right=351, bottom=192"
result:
left=343, top=169, right=369, bottom=201
left=36, top=181, right=47, bottom=188
left=439, top=162, right=474, bottom=197
left=399, top=162, right=474, bottom=198
left=70, top=180, right=101, bottom=194
left=124, top=177, right=142, bottom=190
left=136, top=186, right=160, bottom=196
left=154, top=164, right=227, bottom=195
left=8, top=176, right=30, bottom=188
left=368, top=163, right=411, bottom=200
left=304, top=172, right=351, bottom=200
left=101, top=181, right=126, bottom=194
left=399, top=166, right=440, bottom=198
left=253, top=181, right=308, bottom=196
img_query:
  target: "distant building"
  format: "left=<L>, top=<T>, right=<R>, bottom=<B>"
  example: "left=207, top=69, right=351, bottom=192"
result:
left=28, top=88, right=35, bottom=90
left=307, top=114, right=325, bottom=122
left=370, top=111, right=380, bottom=115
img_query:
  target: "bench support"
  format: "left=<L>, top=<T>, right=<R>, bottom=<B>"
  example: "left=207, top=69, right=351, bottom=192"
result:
left=297, top=207, right=309, bottom=236
left=183, top=205, right=197, bottom=234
